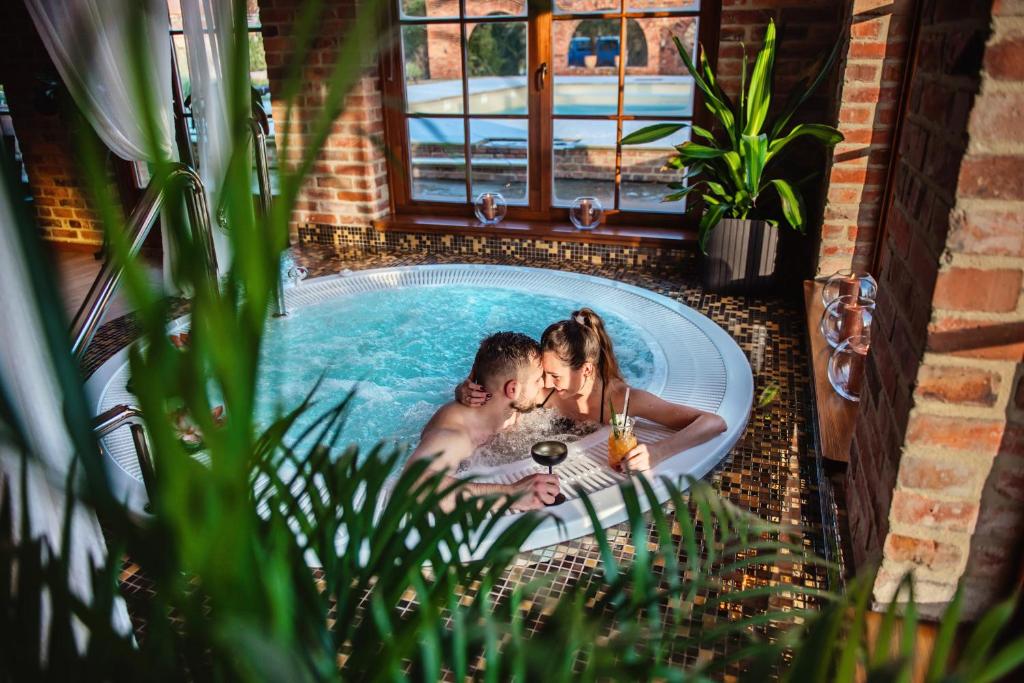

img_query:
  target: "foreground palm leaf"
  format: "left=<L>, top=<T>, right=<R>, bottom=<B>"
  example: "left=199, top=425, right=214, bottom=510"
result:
left=622, top=20, right=844, bottom=252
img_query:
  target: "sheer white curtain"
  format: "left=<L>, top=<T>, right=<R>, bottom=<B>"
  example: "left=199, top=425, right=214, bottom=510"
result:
left=181, top=0, right=236, bottom=272
left=0, top=179, right=132, bottom=656
left=24, top=0, right=178, bottom=281
left=23, top=0, right=175, bottom=161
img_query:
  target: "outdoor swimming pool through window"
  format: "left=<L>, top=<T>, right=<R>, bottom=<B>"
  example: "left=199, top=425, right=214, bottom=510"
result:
left=390, top=3, right=703, bottom=215
left=407, top=76, right=694, bottom=209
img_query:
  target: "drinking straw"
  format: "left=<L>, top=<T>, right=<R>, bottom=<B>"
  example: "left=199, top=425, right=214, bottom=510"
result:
left=622, top=387, right=631, bottom=422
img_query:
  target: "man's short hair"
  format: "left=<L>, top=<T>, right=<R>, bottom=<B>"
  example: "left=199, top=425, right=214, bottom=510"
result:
left=472, top=332, right=541, bottom=388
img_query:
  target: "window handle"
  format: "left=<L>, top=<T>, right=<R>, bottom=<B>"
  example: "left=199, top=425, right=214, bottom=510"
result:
left=535, top=62, right=548, bottom=91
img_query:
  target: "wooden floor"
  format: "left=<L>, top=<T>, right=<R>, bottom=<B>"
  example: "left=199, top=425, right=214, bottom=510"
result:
left=46, top=246, right=163, bottom=327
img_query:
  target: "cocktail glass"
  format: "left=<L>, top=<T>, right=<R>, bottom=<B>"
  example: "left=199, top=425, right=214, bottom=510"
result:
left=531, top=440, right=567, bottom=505
left=608, top=416, right=638, bottom=470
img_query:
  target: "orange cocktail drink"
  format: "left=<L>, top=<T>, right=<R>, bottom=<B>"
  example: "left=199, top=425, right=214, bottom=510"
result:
left=608, top=416, right=637, bottom=469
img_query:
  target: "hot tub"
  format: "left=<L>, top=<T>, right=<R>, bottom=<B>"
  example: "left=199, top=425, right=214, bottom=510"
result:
left=85, top=265, right=753, bottom=554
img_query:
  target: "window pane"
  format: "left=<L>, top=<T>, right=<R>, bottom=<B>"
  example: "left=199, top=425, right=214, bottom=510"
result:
left=626, top=0, right=700, bottom=11
left=409, top=118, right=467, bottom=202
left=466, top=0, right=526, bottom=17
left=619, top=120, right=690, bottom=212
left=249, top=32, right=269, bottom=92
left=552, top=119, right=616, bottom=208
left=554, top=1, right=617, bottom=14
left=466, top=21, right=527, bottom=115
left=246, top=0, right=261, bottom=27
left=622, top=17, right=697, bottom=116
left=0, top=85, right=31, bottom=187
left=400, top=0, right=459, bottom=19
left=404, top=24, right=464, bottom=114
left=173, top=34, right=191, bottom=99
left=168, top=0, right=261, bottom=30
left=168, top=0, right=183, bottom=30
left=470, top=118, right=528, bottom=204
left=552, top=17, right=627, bottom=115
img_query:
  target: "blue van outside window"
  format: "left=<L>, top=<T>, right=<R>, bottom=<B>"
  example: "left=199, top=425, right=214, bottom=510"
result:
left=567, top=37, right=593, bottom=67
left=595, top=36, right=620, bottom=67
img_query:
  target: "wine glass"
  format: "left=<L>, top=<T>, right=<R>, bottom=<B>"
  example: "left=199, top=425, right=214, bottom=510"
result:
left=531, top=440, right=567, bottom=505
left=821, top=269, right=878, bottom=307
left=819, top=294, right=874, bottom=349
left=473, top=191, right=507, bottom=225
left=828, top=334, right=870, bottom=401
left=569, top=196, right=602, bottom=231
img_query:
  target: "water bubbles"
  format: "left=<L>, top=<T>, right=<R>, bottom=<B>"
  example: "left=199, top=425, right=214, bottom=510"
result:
left=460, top=408, right=599, bottom=470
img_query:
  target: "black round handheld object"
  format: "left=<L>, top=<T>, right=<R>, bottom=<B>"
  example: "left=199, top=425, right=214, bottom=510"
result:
left=531, top=440, right=568, bottom=468
left=531, top=440, right=568, bottom=506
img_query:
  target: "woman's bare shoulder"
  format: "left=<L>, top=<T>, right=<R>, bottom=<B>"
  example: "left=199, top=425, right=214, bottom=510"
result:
left=605, top=378, right=631, bottom=403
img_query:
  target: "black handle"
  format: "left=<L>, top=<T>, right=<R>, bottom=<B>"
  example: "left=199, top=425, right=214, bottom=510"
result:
left=535, top=62, right=548, bottom=91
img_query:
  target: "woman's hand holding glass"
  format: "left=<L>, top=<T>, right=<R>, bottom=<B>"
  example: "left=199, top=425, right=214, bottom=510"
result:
left=616, top=442, right=659, bottom=473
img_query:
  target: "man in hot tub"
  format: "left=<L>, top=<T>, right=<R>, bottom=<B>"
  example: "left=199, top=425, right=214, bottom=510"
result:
left=404, top=331, right=562, bottom=511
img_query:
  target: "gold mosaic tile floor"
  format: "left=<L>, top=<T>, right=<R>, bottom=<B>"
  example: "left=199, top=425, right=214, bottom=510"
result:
left=88, top=246, right=847, bottom=677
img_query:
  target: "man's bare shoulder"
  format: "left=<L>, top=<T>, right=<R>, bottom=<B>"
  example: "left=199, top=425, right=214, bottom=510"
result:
left=422, top=401, right=473, bottom=433
left=408, top=403, right=477, bottom=469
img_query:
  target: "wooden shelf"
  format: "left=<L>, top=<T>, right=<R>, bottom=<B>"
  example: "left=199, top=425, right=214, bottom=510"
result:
left=804, top=280, right=859, bottom=463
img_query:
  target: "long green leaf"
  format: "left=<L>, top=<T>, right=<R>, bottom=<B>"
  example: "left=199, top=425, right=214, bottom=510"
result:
left=926, top=586, right=963, bottom=683
left=739, top=45, right=748, bottom=129
left=974, top=637, right=1024, bottom=683
left=744, top=19, right=777, bottom=136
left=704, top=180, right=728, bottom=198
left=689, top=125, right=717, bottom=145
left=767, top=123, right=844, bottom=160
left=662, top=182, right=704, bottom=203
left=769, top=35, right=844, bottom=141
left=676, top=142, right=727, bottom=160
left=721, top=151, right=745, bottom=190
left=769, top=178, right=805, bottom=231
left=741, top=133, right=768, bottom=196
left=621, top=123, right=686, bottom=145
left=960, top=593, right=1019, bottom=676
left=698, top=203, right=728, bottom=253
left=833, top=575, right=875, bottom=683
left=699, top=46, right=738, bottom=146
left=674, top=36, right=736, bottom=144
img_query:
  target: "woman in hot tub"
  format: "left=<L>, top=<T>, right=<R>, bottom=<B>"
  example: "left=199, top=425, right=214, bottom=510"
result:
left=456, top=308, right=727, bottom=473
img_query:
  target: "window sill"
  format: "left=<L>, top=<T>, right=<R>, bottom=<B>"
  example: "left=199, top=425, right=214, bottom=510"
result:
left=372, top=215, right=696, bottom=249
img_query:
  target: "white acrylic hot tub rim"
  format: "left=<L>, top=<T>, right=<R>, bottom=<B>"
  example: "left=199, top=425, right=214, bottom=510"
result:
left=84, top=264, right=753, bottom=557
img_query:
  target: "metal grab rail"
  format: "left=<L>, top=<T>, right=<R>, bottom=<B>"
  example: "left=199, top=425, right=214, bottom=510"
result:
left=93, top=404, right=156, bottom=509
left=81, top=99, right=278, bottom=514
left=69, top=163, right=218, bottom=360
left=249, top=97, right=286, bottom=318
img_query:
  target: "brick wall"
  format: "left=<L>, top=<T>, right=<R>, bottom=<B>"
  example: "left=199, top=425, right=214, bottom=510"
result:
left=412, top=143, right=668, bottom=183
left=848, top=0, right=1024, bottom=619
left=259, top=0, right=390, bottom=238
left=716, top=0, right=845, bottom=112
left=818, top=0, right=913, bottom=275
left=0, top=2, right=104, bottom=248
left=418, top=0, right=698, bottom=80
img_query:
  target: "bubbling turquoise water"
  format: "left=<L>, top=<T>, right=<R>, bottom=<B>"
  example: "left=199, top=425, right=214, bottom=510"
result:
left=255, top=285, right=655, bottom=460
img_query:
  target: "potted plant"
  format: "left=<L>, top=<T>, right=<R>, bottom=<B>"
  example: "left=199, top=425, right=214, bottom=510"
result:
left=622, top=20, right=843, bottom=293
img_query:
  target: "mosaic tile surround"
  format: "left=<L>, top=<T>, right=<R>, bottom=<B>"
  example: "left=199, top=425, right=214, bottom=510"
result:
left=297, top=223, right=695, bottom=271
left=88, top=245, right=847, bottom=677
